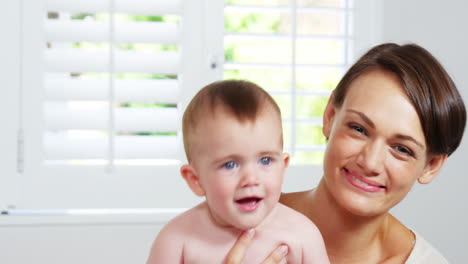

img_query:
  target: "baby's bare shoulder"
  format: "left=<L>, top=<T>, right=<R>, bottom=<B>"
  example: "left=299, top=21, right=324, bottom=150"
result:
left=274, top=204, right=315, bottom=225
left=264, top=204, right=320, bottom=239
left=164, top=202, right=209, bottom=230
left=269, top=205, right=329, bottom=262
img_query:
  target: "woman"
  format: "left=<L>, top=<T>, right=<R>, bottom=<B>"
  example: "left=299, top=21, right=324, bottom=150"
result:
left=225, top=43, right=466, bottom=263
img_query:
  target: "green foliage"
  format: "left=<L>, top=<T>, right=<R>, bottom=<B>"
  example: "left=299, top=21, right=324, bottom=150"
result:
left=225, top=13, right=281, bottom=33
left=225, top=0, right=289, bottom=6
left=120, top=103, right=176, bottom=108
left=224, top=69, right=290, bottom=91
left=297, top=97, right=328, bottom=118
left=117, top=43, right=177, bottom=51
left=128, top=15, right=164, bottom=22
left=224, top=46, right=235, bottom=61
left=293, top=151, right=325, bottom=164
left=225, top=40, right=291, bottom=63
left=71, top=13, right=92, bottom=20
left=80, top=73, right=177, bottom=80
left=296, top=125, right=327, bottom=145
left=116, top=132, right=177, bottom=136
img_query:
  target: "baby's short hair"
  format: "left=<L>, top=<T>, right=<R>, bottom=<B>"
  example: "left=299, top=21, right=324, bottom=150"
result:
left=182, top=80, right=282, bottom=162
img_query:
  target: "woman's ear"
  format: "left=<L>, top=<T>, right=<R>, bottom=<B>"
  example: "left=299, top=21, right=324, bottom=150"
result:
left=180, top=164, right=205, bottom=196
left=322, top=92, right=336, bottom=139
left=418, top=154, right=448, bottom=184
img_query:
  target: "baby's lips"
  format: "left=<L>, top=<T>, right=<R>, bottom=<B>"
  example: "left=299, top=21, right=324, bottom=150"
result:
left=235, top=196, right=262, bottom=204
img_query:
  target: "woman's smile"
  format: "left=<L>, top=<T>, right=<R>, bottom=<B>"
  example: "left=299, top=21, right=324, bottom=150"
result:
left=343, top=168, right=386, bottom=193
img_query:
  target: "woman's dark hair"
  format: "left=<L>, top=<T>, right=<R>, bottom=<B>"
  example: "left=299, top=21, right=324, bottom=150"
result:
left=332, top=43, right=466, bottom=156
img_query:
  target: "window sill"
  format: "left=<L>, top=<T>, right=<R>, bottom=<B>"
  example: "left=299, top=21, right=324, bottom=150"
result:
left=0, top=208, right=186, bottom=226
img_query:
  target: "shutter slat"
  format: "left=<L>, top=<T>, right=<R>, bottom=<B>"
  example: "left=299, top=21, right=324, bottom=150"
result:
left=44, top=49, right=180, bottom=74
left=45, top=77, right=179, bottom=103
left=45, top=0, right=182, bottom=15
left=115, top=107, right=179, bottom=132
left=42, top=0, right=185, bottom=162
left=44, top=134, right=179, bottom=159
left=45, top=103, right=179, bottom=132
left=45, top=20, right=180, bottom=44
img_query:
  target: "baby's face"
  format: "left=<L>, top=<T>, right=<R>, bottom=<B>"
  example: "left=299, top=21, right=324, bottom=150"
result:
left=190, top=106, right=288, bottom=230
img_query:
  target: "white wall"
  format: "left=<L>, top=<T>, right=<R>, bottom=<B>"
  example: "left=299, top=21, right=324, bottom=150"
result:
left=0, top=213, right=175, bottom=264
left=380, top=1, right=468, bottom=263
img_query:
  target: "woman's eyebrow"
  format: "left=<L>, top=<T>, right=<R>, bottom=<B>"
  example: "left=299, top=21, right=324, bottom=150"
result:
left=347, top=109, right=425, bottom=149
left=395, top=134, right=424, bottom=149
left=346, top=109, right=375, bottom=129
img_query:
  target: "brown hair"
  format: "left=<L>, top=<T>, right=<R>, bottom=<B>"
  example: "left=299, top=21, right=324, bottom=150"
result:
left=182, top=80, right=282, bottom=161
left=333, top=43, right=466, bottom=156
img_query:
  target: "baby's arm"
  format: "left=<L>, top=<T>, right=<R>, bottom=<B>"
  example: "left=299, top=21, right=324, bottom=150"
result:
left=300, top=220, right=330, bottom=264
left=146, top=223, right=184, bottom=264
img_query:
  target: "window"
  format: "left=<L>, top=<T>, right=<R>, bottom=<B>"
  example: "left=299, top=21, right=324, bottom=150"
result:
left=224, top=0, right=352, bottom=164
left=2, top=0, right=376, bottom=210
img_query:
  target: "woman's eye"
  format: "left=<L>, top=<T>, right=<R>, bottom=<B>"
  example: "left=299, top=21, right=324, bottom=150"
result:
left=349, top=124, right=366, bottom=134
left=260, top=157, right=271, bottom=165
left=395, top=145, right=413, bottom=156
left=223, top=161, right=237, bottom=169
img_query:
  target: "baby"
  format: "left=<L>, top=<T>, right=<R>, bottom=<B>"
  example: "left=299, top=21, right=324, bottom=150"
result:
left=146, top=80, right=329, bottom=263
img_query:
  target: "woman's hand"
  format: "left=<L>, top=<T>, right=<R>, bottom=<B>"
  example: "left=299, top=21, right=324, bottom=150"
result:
left=224, top=229, right=289, bottom=264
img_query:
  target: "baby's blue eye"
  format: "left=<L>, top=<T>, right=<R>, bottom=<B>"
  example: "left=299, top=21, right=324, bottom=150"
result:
left=224, top=161, right=237, bottom=169
left=260, top=157, right=271, bottom=165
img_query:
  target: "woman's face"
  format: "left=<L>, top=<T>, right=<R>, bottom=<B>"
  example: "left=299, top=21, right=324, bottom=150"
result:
left=322, top=69, right=444, bottom=217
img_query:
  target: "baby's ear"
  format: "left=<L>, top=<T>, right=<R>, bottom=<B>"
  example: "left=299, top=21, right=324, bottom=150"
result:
left=180, top=164, right=205, bottom=196
left=282, top=152, right=290, bottom=168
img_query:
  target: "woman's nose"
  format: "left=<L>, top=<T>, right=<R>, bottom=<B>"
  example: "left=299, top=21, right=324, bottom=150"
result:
left=356, top=140, right=385, bottom=176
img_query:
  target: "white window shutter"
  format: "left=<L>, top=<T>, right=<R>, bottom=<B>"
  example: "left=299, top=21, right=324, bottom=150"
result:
left=17, top=0, right=223, bottom=210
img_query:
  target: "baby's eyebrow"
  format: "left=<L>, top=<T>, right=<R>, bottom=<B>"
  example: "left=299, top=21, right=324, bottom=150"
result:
left=212, top=154, right=241, bottom=165
left=258, top=151, right=281, bottom=156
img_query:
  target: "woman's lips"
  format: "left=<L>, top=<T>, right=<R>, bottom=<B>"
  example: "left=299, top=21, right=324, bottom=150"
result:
left=235, top=197, right=263, bottom=212
left=343, top=168, right=385, bottom=193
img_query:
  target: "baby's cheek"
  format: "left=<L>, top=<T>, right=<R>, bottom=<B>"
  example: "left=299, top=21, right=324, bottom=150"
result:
left=210, top=181, right=235, bottom=201
left=266, top=178, right=283, bottom=199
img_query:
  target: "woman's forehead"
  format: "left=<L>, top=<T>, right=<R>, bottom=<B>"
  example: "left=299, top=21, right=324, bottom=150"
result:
left=343, top=70, right=408, bottom=107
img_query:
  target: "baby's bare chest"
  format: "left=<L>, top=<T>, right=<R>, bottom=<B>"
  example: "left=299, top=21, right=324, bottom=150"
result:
left=182, top=231, right=302, bottom=264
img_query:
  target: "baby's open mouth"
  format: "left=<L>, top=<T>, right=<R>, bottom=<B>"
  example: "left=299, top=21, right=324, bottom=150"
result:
left=236, top=197, right=262, bottom=204
left=235, top=197, right=263, bottom=212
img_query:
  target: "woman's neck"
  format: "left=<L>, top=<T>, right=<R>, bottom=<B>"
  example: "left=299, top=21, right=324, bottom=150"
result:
left=303, top=180, right=394, bottom=263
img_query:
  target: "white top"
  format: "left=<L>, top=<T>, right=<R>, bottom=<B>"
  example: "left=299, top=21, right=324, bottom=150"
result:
left=405, top=231, right=449, bottom=264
